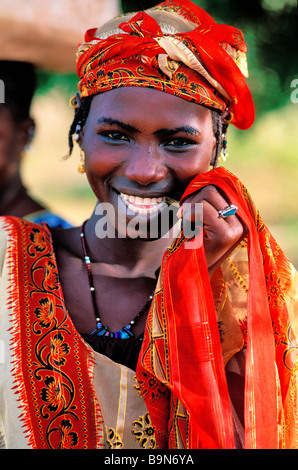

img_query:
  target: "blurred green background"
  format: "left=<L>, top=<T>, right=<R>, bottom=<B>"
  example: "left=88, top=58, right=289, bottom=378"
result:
left=22, top=0, right=298, bottom=266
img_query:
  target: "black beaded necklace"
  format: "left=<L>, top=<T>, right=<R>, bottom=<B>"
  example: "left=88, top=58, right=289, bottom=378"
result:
left=80, top=221, right=154, bottom=339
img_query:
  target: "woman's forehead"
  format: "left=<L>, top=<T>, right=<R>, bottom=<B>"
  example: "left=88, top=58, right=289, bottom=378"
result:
left=90, top=87, right=212, bottom=123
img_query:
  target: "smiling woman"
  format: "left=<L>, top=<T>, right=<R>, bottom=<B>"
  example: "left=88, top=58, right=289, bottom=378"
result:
left=80, top=87, right=217, bottom=239
left=0, top=0, right=298, bottom=450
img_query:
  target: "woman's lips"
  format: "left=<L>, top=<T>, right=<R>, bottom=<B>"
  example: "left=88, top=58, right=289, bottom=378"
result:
left=118, top=191, right=168, bottom=215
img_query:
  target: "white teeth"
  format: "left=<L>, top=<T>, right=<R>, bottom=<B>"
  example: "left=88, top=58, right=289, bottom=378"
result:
left=120, top=193, right=162, bottom=206
left=135, top=196, right=143, bottom=205
left=118, top=192, right=167, bottom=215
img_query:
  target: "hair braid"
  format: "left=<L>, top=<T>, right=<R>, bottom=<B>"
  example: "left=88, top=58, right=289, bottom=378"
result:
left=211, top=109, right=227, bottom=167
left=68, top=95, right=93, bottom=155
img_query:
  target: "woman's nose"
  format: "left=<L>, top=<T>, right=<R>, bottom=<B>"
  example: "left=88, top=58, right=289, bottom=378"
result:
left=124, top=145, right=166, bottom=186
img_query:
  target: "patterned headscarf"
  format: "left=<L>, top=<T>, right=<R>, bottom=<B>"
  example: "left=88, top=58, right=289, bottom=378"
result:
left=76, top=0, right=254, bottom=130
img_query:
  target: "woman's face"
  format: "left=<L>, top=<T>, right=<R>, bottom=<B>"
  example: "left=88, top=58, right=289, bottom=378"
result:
left=81, top=87, right=216, bottom=237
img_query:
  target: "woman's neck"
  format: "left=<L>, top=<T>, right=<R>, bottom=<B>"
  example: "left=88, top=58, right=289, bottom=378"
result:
left=83, top=211, right=180, bottom=279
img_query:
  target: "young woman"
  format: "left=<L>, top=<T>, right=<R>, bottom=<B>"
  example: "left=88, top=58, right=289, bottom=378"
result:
left=0, top=0, right=297, bottom=449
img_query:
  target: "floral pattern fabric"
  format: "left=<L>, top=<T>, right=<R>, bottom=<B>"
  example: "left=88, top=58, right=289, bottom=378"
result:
left=0, top=217, right=152, bottom=449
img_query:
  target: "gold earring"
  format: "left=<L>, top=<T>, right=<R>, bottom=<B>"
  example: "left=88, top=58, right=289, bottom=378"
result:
left=78, top=150, right=85, bottom=173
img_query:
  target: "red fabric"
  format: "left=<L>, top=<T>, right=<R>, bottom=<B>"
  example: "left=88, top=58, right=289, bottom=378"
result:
left=76, top=0, right=254, bottom=130
left=4, top=217, right=104, bottom=449
left=181, top=168, right=278, bottom=448
left=137, top=167, right=298, bottom=448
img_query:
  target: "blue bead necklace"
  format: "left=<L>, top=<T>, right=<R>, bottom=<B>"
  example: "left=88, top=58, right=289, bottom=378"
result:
left=80, top=221, right=154, bottom=339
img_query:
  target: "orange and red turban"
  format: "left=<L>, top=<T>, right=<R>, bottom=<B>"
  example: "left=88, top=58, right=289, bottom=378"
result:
left=76, top=0, right=255, bottom=130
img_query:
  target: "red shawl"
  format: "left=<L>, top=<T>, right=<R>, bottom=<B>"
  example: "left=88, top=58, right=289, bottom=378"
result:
left=137, top=167, right=298, bottom=449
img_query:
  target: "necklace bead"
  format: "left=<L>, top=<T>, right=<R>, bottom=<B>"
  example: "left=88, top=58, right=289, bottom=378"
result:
left=80, top=221, right=154, bottom=338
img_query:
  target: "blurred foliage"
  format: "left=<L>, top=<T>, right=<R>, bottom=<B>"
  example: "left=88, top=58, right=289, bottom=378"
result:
left=121, top=0, right=298, bottom=116
left=36, top=71, right=78, bottom=99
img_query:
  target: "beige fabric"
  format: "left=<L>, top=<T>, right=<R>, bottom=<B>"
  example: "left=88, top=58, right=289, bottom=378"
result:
left=0, top=0, right=120, bottom=71
left=91, top=350, right=154, bottom=449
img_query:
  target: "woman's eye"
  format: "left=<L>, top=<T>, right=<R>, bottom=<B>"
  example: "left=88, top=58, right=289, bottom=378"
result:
left=163, top=138, right=196, bottom=149
left=100, top=131, right=129, bottom=142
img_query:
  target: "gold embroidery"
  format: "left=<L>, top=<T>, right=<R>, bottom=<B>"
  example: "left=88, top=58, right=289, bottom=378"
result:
left=132, top=412, right=156, bottom=449
left=227, top=257, right=249, bottom=293
left=105, top=426, right=123, bottom=448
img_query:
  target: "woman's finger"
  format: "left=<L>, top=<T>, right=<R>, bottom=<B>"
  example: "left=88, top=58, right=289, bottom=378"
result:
left=179, top=185, right=246, bottom=272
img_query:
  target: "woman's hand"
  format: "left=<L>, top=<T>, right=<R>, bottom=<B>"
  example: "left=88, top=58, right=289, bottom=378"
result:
left=177, top=185, right=247, bottom=275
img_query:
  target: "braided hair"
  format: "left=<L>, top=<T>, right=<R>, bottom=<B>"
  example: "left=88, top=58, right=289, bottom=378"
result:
left=211, top=109, right=228, bottom=168
left=68, top=95, right=93, bottom=155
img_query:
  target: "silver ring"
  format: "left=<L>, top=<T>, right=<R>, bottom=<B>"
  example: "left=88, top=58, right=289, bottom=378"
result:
left=218, top=204, right=238, bottom=218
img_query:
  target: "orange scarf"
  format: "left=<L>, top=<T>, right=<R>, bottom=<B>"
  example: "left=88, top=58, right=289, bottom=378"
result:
left=137, top=167, right=298, bottom=448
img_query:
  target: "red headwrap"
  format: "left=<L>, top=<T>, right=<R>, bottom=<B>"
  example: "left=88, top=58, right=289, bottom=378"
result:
left=76, top=0, right=255, bottom=130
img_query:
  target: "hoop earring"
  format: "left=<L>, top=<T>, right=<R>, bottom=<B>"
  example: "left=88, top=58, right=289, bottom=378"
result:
left=69, top=93, right=80, bottom=109
left=78, top=150, right=85, bottom=174
left=223, top=111, right=234, bottom=125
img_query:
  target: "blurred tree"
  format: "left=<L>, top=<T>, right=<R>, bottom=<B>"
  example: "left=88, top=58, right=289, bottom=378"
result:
left=121, top=0, right=298, bottom=116
left=36, top=71, right=77, bottom=97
